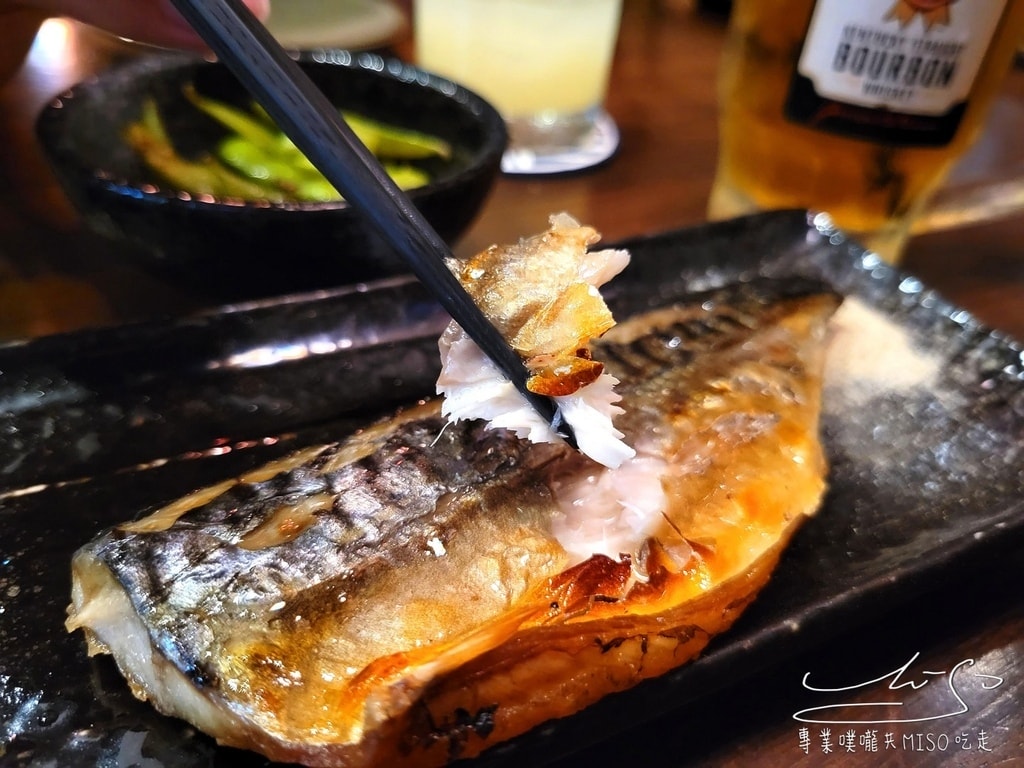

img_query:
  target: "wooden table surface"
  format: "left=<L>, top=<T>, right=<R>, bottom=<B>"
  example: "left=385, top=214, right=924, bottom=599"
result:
left=0, top=3, right=1021, bottom=767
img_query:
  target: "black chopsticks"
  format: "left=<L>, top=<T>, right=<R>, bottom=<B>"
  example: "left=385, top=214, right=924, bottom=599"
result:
left=168, top=0, right=576, bottom=448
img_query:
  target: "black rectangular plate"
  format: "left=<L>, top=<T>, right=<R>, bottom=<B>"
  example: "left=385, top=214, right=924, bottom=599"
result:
left=1, top=210, right=1022, bottom=767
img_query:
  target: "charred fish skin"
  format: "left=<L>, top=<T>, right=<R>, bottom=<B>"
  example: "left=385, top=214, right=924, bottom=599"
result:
left=75, top=409, right=569, bottom=681
left=68, top=279, right=839, bottom=768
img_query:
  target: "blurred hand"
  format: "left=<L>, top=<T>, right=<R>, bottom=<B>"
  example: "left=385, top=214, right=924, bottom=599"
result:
left=9, top=0, right=271, bottom=51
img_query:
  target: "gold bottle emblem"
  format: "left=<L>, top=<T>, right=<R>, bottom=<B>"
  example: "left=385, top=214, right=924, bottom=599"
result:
left=886, top=0, right=959, bottom=29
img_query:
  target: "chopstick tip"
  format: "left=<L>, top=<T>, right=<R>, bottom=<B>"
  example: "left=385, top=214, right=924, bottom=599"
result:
left=550, top=405, right=579, bottom=450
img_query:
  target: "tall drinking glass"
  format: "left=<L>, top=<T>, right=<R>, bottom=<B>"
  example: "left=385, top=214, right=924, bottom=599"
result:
left=708, top=0, right=1024, bottom=263
left=414, top=0, right=623, bottom=174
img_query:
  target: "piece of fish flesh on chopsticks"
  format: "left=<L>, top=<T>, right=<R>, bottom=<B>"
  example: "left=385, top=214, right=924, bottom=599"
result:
left=438, top=213, right=634, bottom=468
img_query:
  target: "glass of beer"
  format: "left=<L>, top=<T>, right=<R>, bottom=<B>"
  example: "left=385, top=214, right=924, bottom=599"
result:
left=707, top=0, right=1024, bottom=262
left=413, top=0, right=623, bottom=175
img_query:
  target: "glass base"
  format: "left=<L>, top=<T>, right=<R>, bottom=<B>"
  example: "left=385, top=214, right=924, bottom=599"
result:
left=500, top=108, right=620, bottom=175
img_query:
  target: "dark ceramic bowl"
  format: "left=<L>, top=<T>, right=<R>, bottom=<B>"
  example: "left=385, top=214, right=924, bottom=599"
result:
left=35, top=50, right=507, bottom=300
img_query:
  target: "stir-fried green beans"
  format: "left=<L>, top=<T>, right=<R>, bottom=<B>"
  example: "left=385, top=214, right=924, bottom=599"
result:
left=124, top=87, right=451, bottom=202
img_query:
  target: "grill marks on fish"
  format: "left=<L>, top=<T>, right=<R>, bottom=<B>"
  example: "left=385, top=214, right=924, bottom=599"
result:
left=68, top=279, right=839, bottom=768
left=89, top=402, right=571, bottom=710
left=598, top=334, right=685, bottom=374
left=121, top=412, right=535, bottom=583
left=596, top=304, right=761, bottom=377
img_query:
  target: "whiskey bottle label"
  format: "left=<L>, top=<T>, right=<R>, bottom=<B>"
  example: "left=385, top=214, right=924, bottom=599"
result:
left=784, top=0, right=1010, bottom=146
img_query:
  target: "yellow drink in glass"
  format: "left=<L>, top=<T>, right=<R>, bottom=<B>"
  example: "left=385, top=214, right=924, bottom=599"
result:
left=415, top=0, right=623, bottom=174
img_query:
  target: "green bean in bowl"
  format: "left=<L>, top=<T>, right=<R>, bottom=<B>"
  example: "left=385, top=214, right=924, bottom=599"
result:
left=124, top=86, right=451, bottom=203
left=34, top=51, right=508, bottom=301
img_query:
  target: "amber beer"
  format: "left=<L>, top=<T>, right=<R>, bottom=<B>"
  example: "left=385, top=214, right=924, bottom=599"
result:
left=708, top=0, right=1024, bottom=261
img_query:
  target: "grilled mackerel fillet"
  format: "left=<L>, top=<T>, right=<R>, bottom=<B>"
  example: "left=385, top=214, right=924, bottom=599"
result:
left=68, top=280, right=839, bottom=767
